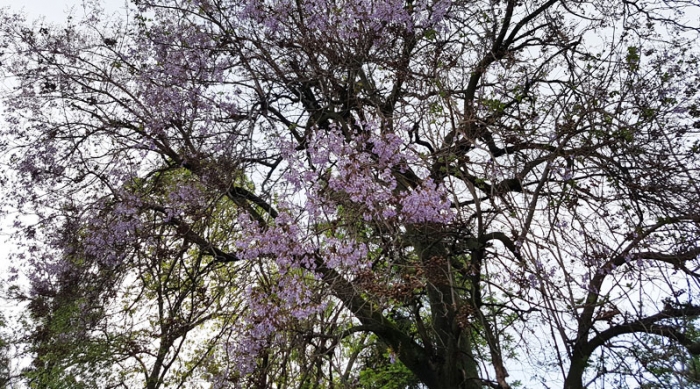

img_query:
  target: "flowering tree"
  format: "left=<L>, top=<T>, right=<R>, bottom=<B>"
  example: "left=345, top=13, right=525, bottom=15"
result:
left=2, top=0, right=700, bottom=388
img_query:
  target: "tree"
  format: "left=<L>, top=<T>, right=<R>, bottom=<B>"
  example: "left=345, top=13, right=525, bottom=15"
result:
left=2, top=0, right=700, bottom=388
left=16, top=208, right=243, bottom=389
left=0, top=313, right=11, bottom=388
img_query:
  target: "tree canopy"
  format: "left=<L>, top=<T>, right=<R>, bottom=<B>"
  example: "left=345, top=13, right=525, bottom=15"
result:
left=2, top=0, right=700, bottom=388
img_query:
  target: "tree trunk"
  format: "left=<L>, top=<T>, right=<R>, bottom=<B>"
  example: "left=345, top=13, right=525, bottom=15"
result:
left=410, top=226, right=481, bottom=389
left=564, top=357, right=587, bottom=389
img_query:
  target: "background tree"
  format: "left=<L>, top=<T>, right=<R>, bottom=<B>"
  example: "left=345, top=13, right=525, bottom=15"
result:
left=0, top=313, right=11, bottom=388
left=2, top=0, right=700, bottom=388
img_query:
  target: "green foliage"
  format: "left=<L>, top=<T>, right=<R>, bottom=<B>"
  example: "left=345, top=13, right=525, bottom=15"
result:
left=635, top=322, right=700, bottom=388
left=626, top=46, right=640, bottom=71
left=356, top=336, right=422, bottom=389
left=0, top=313, right=10, bottom=389
left=481, top=98, right=507, bottom=114
left=21, top=291, right=117, bottom=389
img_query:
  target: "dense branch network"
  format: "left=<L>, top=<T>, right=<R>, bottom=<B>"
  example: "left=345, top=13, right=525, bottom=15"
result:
left=1, top=0, right=700, bottom=388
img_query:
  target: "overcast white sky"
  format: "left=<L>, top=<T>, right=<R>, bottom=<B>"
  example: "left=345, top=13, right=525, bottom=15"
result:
left=0, top=0, right=125, bottom=22
left=1, top=0, right=80, bottom=20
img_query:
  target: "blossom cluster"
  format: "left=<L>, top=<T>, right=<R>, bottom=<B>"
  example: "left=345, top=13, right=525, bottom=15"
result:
left=222, top=123, right=454, bottom=378
left=234, top=0, right=451, bottom=40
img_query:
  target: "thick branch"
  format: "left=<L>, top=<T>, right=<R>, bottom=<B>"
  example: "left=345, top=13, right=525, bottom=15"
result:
left=584, top=305, right=700, bottom=356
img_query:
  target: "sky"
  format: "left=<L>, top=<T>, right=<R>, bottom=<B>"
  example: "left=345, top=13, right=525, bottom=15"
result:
left=0, top=0, right=126, bottom=22
left=1, top=0, right=81, bottom=21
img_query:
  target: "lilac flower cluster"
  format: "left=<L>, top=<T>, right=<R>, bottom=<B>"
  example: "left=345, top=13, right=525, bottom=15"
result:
left=221, top=124, right=455, bottom=378
left=235, top=0, right=451, bottom=40
left=399, top=178, right=453, bottom=224
left=286, top=125, right=453, bottom=226
left=82, top=196, right=144, bottom=267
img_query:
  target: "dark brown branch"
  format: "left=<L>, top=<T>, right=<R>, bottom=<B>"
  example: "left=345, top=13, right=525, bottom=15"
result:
left=145, top=204, right=241, bottom=263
